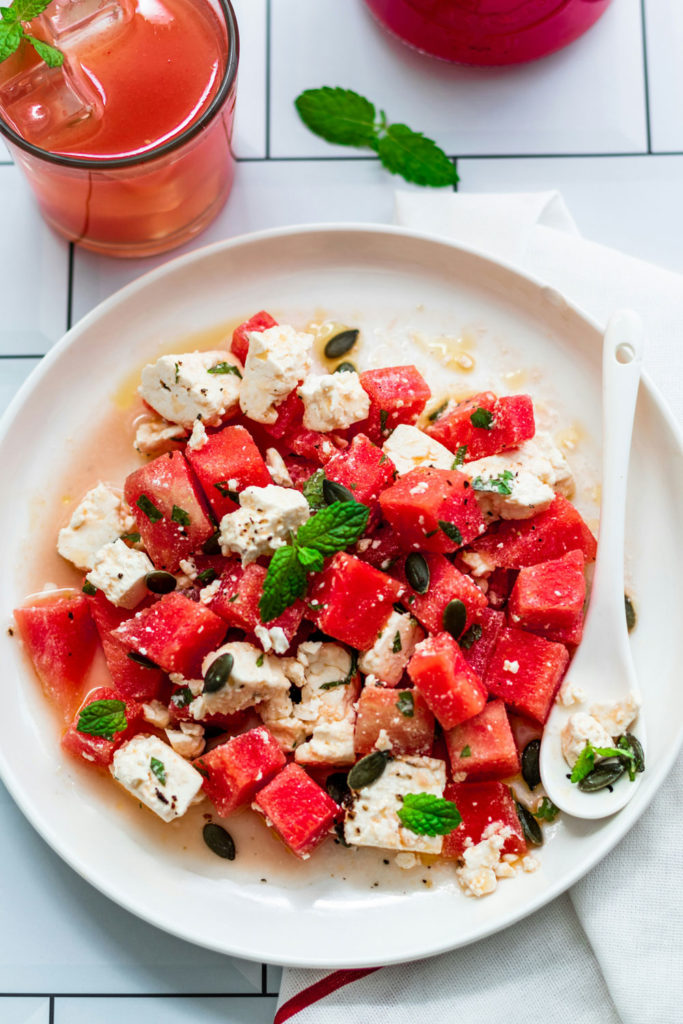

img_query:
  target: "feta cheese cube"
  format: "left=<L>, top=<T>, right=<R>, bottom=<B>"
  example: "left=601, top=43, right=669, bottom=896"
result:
left=561, top=712, right=614, bottom=768
left=239, top=325, right=313, bottom=424
left=589, top=693, right=640, bottom=736
left=358, top=609, right=425, bottom=686
left=219, top=485, right=310, bottom=564
left=265, top=447, right=293, bottom=487
left=190, top=641, right=293, bottom=720
left=140, top=351, right=242, bottom=429
left=382, top=424, right=454, bottom=476
left=134, top=416, right=187, bottom=455
left=110, top=734, right=203, bottom=822
left=297, top=372, right=370, bottom=432
left=344, top=754, right=446, bottom=853
left=142, top=700, right=171, bottom=729
left=57, top=483, right=136, bottom=571
left=254, top=624, right=290, bottom=655
left=455, top=824, right=514, bottom=898
left=85, top=539, right=154, bottom=609
left=294, top=642, right=359, bottom=765
left=165, top=721, right=205, bottom=760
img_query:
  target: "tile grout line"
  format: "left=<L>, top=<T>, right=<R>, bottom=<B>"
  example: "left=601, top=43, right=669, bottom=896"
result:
left=233, top=150, right=680, bottom=164
left=261, top=963, right=268, bottom=994
left=0, top=992, right=279, bottom=999
left=639, top=0, right=652, bottom=154
left=49, top=995, right=55, bottom=1024
left=265, top=0, right=272, bottom=160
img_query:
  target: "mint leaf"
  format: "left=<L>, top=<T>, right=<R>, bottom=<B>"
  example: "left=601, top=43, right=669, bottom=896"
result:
left=303, top=469, right=326, bottom=510
left=171, top=505, right=191, bottom=527
left=136, top=494, right=163, bottom=523
left=259, top=545, right=307, bottom=622
left=26, top=33, right=63, bottom=67
left=297, top=501, right=369, bottom=557
left=82, top=580, right=98, bottom=596
left=0, top=20, right=22, bottom=61
left=377, top=122, right=457, bottom=188
left=534, top=797, right=559, bottom=822
left=397, top=793, right=461, bottom=836
left=207, top=362, right=241, bottom=377
left=396, top=691, right=414, bottom=717
left=460, top=745, right=472, bottom=758
left=12, top=0, right=53, bottom=19
left=392, top=630, right=402, bottom=653
left=171, top=686, right=193, bottom=709
left=472, top=470, right=514, bottom=495
left=295, top=86, right=377, bottom=147
left=570, top=741, right=634, bottom=784
left=459, top=623, right=482, bottom=650
left=319, top=650, right=358, bottom=691
left=77, top=699, right=127, bottom=741
left=452, top=445, right=467, bottom=468
left=297, top=546, right=324, bottom=572
left=0, top=0, right=64, bottom=67
left=470, top=407, right=494, bottom=430
left=150, top=757, right=166, bottom=786
left=428, top=400, right=448, bottom=422
left=438, top=520, right=463, bottom=546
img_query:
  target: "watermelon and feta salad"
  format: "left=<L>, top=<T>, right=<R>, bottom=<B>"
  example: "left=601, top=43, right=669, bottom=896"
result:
left=11, top=313, right=642, bottom=898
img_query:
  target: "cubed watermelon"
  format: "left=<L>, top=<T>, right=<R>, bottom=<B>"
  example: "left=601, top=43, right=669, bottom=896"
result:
left=485, top=626, right=569, bottom=724
left=14, top=592, right=98, bottom=716
left=379, top=468, right=486, bottom=554
left=61, top=685, right=142, bottom=767
left=308, top=552, right=405, bottom=650
left=354, top=521, right=403, bottom=571
left=124, top=451, right=215, bottom=571
left=114, top=592, right=227, bottom=678
left=325, top=434, right=396, bottom=520
left=230, top=310, right=277, bottom=365
left=185, top=424, right=270, bottom=520
left=468, top=495, right=597, bottom=569
left=426, top=392, right=535, bottom=461
left=507, top=549, right=586, bottom=645
left=253, top=763, right=341, bottom=858
left=394, top=553, right=487, bottom=634
left=195, top=726, right=285, bottom=816
left=86, top=590, right=164, bottom=702
left=460, top=606, right=505, bottom=678
left=354, top=685, right=435, bottom=755
left=442, top=781, right=527, bottom=859
left=407, top=633, right=487, bottom=729
left=206, top=561, right=304, bottom=643
left=445, top=700, right=520, bottom=782
left=285, top=456, right=319, bottom=491
left=262, top=390, right=304, bottom=440
left=352, top=366, right=431, bottom=444
left=485, top=568, right=517, bottom=610
left=284, top=428, right=343, bottom=465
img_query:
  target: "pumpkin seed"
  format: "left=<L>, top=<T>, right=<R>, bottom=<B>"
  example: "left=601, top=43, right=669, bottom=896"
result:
left=347, top=750, right=391, bottom=790
left=443, top=599, right=467, bottom=640
left=127, top=651, right=159, bottom=669
left=334, top=361, right=357, bottom=374
left=145, top=570, right=177, bottom=595
left=521, top=739, right=541, bottom=790
left=202, top=823, right=236, bottom=860
left=405, top=551, right=430, bottom=594
left=323, top=478, right=355, bottom=504
left=203, top=652, right=234, bottom=693
left=577, top=758, right=626, bottom=792
left=326, top=772, right=350, bottom=805
left=515, top=801, right=543, bottom=847
left=617, top=732, right=645, bottom=776
left=624, top=593, right=636, bottom=632
left=324, top=328, right=359, bottom=360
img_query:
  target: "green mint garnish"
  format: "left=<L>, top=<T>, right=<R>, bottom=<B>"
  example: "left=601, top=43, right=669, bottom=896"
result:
left=297, top=501, right=369, bottom=557
left=471, top=470, right=515, bottom=495
left=171, top=687, right=193, bottom=709
left=303, top=468, right=327, bottom=510
left=396, top=691, right=414, bottom=717
left=460, top=745, right=472, bottom=758
left=438, top=520, right=463, bottom=546
left=259, top=546, right=308, bottom=623
left=256, top=653, right=265, bottom=667
left=397, top=793, right=462, bottom=836
left=174, top=362, right=180, bottom=383
left=428, top=400, right=448, bottom=422
left=297, top=546, right=325, bottom=572
left=136, top=494, right=163, bottom=523
left=121, top=532, right=141, bottom=544
left=0, top=1, right=64, bottom=68
left=76, top=698, right=127, bottom=741
left=392, top=630, right=402, bottom=653
left=570, top=741, right=635, bottom=784
left=171, top=505, right=191, bottom=527
left=196, top=567, right=218, bottom=586
left=470, top=407, right=494, bottom=430
left=452, top=445, right=467, bottom=469
left=150, top=757, right=166, bottom=786
left=459, top=623, right=482, bottom=650
left=379, top=409, right=389, bottom=434
left=214, top=480, right=239, bottom=501
left=82, top=580, right=98, bottom=596
left=207, top=362, right=242, bottom=378
left=534, top=797, right=559, bottom=822
left=294, top=87, right=457, bottom=188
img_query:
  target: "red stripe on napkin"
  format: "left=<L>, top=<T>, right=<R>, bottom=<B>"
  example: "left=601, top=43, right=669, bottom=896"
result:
left=274, top=967, right=382, bottom=1022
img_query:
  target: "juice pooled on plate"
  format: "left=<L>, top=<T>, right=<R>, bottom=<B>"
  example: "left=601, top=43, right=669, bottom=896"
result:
left=0, top=0, right=238, bottom=256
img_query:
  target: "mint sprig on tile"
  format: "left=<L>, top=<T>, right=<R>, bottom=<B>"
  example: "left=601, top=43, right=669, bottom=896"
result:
left=0, top=0, right=64, bottom=67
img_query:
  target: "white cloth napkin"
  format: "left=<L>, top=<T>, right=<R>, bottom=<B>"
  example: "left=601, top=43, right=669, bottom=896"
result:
left=274, top=192, right=683, bottom=1024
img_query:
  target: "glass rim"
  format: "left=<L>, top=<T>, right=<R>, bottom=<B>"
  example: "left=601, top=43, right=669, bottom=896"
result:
left=0, top=0, right=239, bottom=170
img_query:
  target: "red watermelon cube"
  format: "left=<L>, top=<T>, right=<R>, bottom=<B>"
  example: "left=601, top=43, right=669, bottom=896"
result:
left=445, top=700, right=520, bottom=782
left=124, top=451, right=215, bottom=571
left=507, top=549, right=586, bottom=645
left=114, top=592, right=227, bottom=678
left=185, top=424, right=270, bottom=520
left=379, top=468, right=486, bottom=554
left=62, top=685, right=142, bottom=767
left=308, top=552, right=405, bottom=650
left=407, top=632, right=487, bottom=729
left=394, top=553, right=487, bottom=634
left=253, top=763, right=341, bottom=859
left=442, top=781, right=527, bottom=859
left=460, top=606, right=505, bottom=678
left=86, top=590, right=164, bottom=702
left=195, top=726, right=286, bottom=816
left=205, top=561, right=304, bottom=643
left=284, top=428, right=342, bottom=464
left=353, top=365, right=431, bottom=443
left=354, top=685, right=435, bottom=756
left=354, top=521, right=403, bottom=571
left=485, top=626, right=569, bottom=724
left=426, top=392, right=535, bottom=461
left=262, top=390, right=305, bottom=440
left=325, top=434, right=396, bottom=519
left=14, top=592, right=98, bottom=717
left=230, top=310, right=277, bottom=365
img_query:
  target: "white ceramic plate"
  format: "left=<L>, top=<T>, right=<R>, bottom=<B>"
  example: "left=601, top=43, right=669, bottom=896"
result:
left=0, top=225, right=681, bottom=968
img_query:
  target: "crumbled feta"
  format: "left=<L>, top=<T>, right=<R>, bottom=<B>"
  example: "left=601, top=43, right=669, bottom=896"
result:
left=110, top=734, right=203, bottom=822
left=589, top=694, right=640, bottom=736
left=85, top=539, right=153, bottom=609
left=561, top=712, right=614, bottom=768
left=297, top=372, right=370, bottom=432
left=134, top=417, right=187, bottom=455
left=503, top=659, right=520, bottom=674
left=558, top=679, right=587, bottom=707
left=257, top=686, right=307, bottom=752
left=344, top=755, right=447, bottom=854
left=239, top=324, right=313, bottom=424
left=395, top=852, right=419, bottom=870
left=199, top=579, right=221, bottom=605
left=169, top=672, right=203, bottom=697
left=140, top=351, right=242, bottom=429
left=254, top=624, right=290, bottom=655
left=358, top=609, right=424, bottom=686
left=455, top=824, right=513, bottom=898
left=521, top=854, right=540, bottom=873
left=187, top=419, right=208, bottom=450
left=265, top=447, right=293, bottom=487
left=382, top=424, right=454, bottom=476
left=219, top=485, right=310, bottom=565
left=460, top=550, right=496, bottom=578
left=293, top=642, right=359, bottom=766
left=142, top=700, right=171, bottom=730
left=178, top=558, right=198, bottom=581
left=190, top=642, right=292, bottom=720
left=461, top=434, right=574, bottom=520
left=57, top=483, right=135, bottom=571
left=165, top=721, right=205, bottom=760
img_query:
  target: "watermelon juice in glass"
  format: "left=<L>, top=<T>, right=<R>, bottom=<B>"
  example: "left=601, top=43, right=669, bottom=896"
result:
left=364, top=0, right=614, bottom=65
left=0, top=0, right=239, bottom=257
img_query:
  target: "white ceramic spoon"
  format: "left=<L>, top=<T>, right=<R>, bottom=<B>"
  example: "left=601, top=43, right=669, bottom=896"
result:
left=539, top=310, right=645, bottom=819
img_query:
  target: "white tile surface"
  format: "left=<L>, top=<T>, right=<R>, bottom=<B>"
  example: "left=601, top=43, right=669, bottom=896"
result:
left=231, top=0, right=268, bottom=159
left=643, top=1, right=683, bottom=152
left=270, top=0, right=647, bottom=158
left=0, top=358, right=41, bottom=416
left=458, top=154, right=683, bottom=275
left=0, top=167, right=69, bottom=355
left=0, top=999, right=50, bottom=1024
left=55, top=997, right=279, bottom=1024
